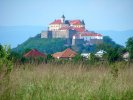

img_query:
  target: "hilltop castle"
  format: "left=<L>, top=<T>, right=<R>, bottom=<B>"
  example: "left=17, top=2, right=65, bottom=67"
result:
left=41, top=15, right=103, bottom=45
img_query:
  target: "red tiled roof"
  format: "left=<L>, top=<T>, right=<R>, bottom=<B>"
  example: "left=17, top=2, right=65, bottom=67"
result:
left=69, top=20, right=81, bottom=25
left=72, top=27, right=85, bottom=32
left=50, top=19, right=62, bottom=25
left=24, top=49, right=46, bottom=58
left=59, top=26, right=85, bottom=33
left=81, top=32, right=102, bottom=36
left=52, top=48, right=77, bottom=58
left=52, top=52, right=62, bottom=58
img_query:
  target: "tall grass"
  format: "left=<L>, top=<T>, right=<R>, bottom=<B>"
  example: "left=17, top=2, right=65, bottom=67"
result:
left=0, top=62, right=133, bottom=100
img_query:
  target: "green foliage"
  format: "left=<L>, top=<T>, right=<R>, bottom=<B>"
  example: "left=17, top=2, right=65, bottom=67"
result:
left=10, top=51, right=22, bottom=64
left=89, top=53, right=99, bottom=64
left=126, top=37, right=133, bottom=60
left=13, top=38, right=67, bottom=54
left=73, top=54, right=83, bottom=62
left=0, top=45, right=13, bottom=97
left=0, top=45, right=13, bottom=74
left=96, top=36, right=123, bottom=51
left=23, top=48, right=32, bottom=55
left=103, top=36, right=115, bottom=45
left=46, top=54, right=54, bottom=63
left=106, top=47, right=121, bottom=63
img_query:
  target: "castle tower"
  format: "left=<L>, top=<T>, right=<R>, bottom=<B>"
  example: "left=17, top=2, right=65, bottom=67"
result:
left=81, top=20, right=85, bottom=29
left=61, top=15, right=65, bottom=23
left=82, top=20, right=85, bottom=25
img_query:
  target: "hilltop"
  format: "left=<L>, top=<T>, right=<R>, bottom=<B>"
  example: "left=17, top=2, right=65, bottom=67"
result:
left=12, top=34, right=122, bottom=54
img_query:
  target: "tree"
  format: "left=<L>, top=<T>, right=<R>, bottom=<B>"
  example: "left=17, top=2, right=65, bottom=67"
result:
left=106, top=47, right=121, bottom=63
left=96, top=36, right=123, bottom=51
left=0, top=45, right=13, bottom=95
left=73, top=54, right=84, bottom=62
left=10, top=51, right=22, bottom=64
left=126, top=37, right=133, bottom=60
left=0, top=45, right=13, bottom=73
left=89, top=53, right=99, bottom=64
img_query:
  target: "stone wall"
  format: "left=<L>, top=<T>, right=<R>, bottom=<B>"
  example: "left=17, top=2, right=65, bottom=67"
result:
left=52, top=30, right=69, bottom=38
left=41, top=31, right=52, bottom=38
left=72, top=39, right=84, bottom=45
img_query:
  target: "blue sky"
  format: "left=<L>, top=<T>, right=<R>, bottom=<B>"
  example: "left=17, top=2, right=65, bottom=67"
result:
left=0, top=0, right=133, bottom=48
left=0, top=0, right=133, bottom=30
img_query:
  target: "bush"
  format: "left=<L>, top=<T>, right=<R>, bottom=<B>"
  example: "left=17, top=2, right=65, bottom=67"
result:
left=106, top=47, right=121, bottom=63
left=0, top=45, right=13, bottom=74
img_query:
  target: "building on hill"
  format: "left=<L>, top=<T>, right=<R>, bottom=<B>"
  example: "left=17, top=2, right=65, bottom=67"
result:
left=52, top=48, right=77, bottom=59
left=72, top=31, right=103, bottom=45
left=41, top=15, right=103, bottom=46
left=48, top=15, right=85, bottom=31
left=41, top=15, right=86, bottom=39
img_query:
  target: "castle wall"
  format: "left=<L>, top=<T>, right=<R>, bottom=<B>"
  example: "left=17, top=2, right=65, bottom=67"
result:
left=52, top=30, right=69, bottom=38
left=41, top=31, right=52, bottom=38
left=72, top=39, right=84, bottom=45
left=41, top=31, right=48, bottom=38
left=68, top=30, right=77, bottom=39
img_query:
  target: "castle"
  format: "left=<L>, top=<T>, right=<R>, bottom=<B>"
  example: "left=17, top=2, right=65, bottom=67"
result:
left=41, top=15, right=103, bottom=45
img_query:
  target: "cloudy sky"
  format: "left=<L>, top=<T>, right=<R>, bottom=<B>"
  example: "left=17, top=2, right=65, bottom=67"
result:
left=0, top=0, right=133, bottom=31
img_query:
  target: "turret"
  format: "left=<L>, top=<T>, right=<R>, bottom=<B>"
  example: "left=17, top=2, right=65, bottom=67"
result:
left=61, top=15, right=65, bottom=23
left=82, top=20, right=85, bottom=25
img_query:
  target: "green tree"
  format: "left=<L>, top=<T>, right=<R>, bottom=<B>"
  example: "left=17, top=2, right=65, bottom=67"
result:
left=126, top=37, right=133, bottom=60
left=10, top=51, right=22, bottom=64
left=89, top=53, right=99, bottom=64
left=73, top=54, right=83, bottom=62
left=106, top=47, right=121, bottom=63
left=0, top=45, right=13, bottom=74
left=96, top=36, right=123, bottom=52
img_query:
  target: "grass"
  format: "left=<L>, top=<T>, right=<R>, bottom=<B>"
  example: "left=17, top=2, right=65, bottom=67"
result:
left=0, top=62, right=133, bottom=100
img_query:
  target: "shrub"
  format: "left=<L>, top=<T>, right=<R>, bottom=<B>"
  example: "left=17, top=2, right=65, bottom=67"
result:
left=0, top=45, right=13, bottom=74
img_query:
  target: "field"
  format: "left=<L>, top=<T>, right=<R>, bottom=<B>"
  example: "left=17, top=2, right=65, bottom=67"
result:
left=0, top=62, right=133, bottom=100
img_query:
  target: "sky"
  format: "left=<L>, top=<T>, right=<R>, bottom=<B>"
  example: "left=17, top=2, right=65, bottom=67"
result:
left=0, top=0, right=133, bottom=48
left=0, top=0, right=133, bottom=31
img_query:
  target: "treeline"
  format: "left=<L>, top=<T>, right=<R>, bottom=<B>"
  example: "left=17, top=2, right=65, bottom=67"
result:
left=0, top=36, right=133, bottom=66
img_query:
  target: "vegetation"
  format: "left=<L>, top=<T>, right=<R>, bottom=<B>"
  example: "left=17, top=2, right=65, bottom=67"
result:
left=12, top=37, right=67, bottom=54
left=0, top=62, right=133, bottom=100
left=96, top=36, right=123, bottom=52
left=105, top=47, right=121, bottom=63
left=13, top=35, right=122, bottom=54
left=0, top=45, right=13, bottom=75
left=126, top=36, right=133, bottom=60
left=1, top=37, right=133, bottom=99
left=0, top=45, right=13, bottom=99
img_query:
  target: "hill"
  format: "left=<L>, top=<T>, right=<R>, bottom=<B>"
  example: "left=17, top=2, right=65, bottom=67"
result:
left=12, top=33, right=123, bottom=54
left=12, top=35, right=67, bottom=54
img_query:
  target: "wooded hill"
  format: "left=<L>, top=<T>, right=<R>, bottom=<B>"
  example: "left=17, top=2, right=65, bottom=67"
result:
left=12, top=34, right=123, bottom=54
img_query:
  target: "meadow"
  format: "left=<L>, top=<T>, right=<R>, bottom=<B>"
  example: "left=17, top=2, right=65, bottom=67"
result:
left=0, top=62, right=133, bottom=100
